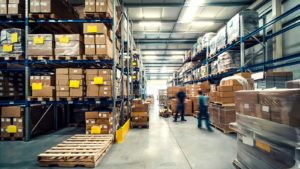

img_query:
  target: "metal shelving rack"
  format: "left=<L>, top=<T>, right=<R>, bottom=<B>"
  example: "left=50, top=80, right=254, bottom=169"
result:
left=179, top=4, right=300, bottom=85
left=0, top=0, right=138, bottom=141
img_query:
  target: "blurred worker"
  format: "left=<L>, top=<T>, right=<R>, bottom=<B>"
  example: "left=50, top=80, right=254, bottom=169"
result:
left=174, top=89, right=187, bottom=122
left=198, top=90, right=212, bottom=131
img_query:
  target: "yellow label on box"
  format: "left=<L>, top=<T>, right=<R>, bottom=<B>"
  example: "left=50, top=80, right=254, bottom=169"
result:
left=256, top=140, right=271, bottom=153
left=6, top=125, right=17, bottom=133
left=87, top=25, right=97, bottom=33
left=94, top=77, right=104, bottom=85
left=34, top=36, right=44, bottom=44
left=69, top=80, right=80, bottom=88
left=132, top=62, right=137, bottom=66
left=91, top=126, right=101, bottom=134
left=11, top=33, right=18, bottom=43
left=132, top=75, right=137, bottom=79
left=3, top=44, right=13, bottom=52
left=32, top=83, right=42, bottom=90
left=59, top=36, right=69, bottom=43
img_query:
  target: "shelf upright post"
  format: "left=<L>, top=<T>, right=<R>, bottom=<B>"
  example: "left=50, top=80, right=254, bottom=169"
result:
left=130, top=21, right=134, bottom=99
left=112, top=0, right=117, bottom=134
left=120, top=0, right=125, bottom=126
left=240, top=14, right=245, bottom=71
left=262, top=17, right=267, bottom=71
left=206, top=42, right=209, bottom=79
left=24, top=0, right=30, bottom=142
left=126, top=8, right=130, bottom=117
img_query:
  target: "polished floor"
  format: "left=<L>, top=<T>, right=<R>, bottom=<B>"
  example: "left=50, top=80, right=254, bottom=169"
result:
left=0, top=100, right=237, bottom=169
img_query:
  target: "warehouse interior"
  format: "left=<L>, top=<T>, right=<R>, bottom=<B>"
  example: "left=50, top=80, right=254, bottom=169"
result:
left=0, top=0, right=299, bottom=169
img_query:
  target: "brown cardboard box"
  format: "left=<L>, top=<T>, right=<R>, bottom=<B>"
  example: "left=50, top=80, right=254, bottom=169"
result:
left=85, top=0, right=95, bottom=12
left=132, top=104, right=148, bottom=112
left=87, top=85, right=99, bottom=97
left=192, top=96, right=199, bottom=113
left=70, top=87, right=83, bottom=97
left=13, top=117, right=23, bottom=128
left=55, top=34, right=82, bottom=56
left=99, top=88, right=111, bottom=97
left=56, top=79, right=69, bottom=86
left=41, top=76, right=53, bottom=86
left=235, top=90, right=259, bottom=116
left=40, top=0, right=51, bottom=13
left=30, top=76, right=41, bottom=86
left=233, top=85, right=243, bottom=91
left=85, top=111, right=99, bottom=119
left=133, top=99, right=142, bottom=105
left=84, top=35, right=95, bottom=45
left=69, top=68, right=83, bottom=75
left=8, top=3, right=20, bottom=14
left=95, top=0, right=112, bottom=13
left=27, top=34, right=53, bottom=56
left=219, top=92, right=234, bottom=97
left=0, top=3, right=7, bottom=14
left=218, top=86, right=233, bottom=92
left=69, top=75, right=84, bottom=81
left=85, top=45, right=95, bottom=55
left=99, top=69, right=112, bottom=75
left=200, top=81, right=210, bottom=93
left=286, top=80, right=300, bottom=88
left=32, top=86, right=54, bottom=97
left=96, top=43, right=112, bottom=55
left=1, top=106, right=23, bottom=117
left=30, top=0, right=40, bottom=13
left=103, top=81, right=112, bottom=86
left=57, top=86, right=69, bottom=91
left=185, top=99, right=193, bottom=115
left=219, top=97, right=234, bottom=104
left=56, top=68, right=68, bottom=75
left=1, top=118, right=11, bottom=127
left=56, top=91, right=69, bottom=97
left=95, top=34, right=110, bottom=44
left=100, top=86, right=111, bottom=91
left=236, top=72, right=251, bottom=79
left=83, top=23, right=107, bottom=34
left=86, top=69, right=98, bottom=75
left=132, top=112, right=148, bottom=117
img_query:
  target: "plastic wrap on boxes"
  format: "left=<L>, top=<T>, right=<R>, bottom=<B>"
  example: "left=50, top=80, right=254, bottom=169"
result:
left=55, top=34, right=82, bottom=56
left=216, top=26, right=227, bottom=51
left=0, top=28, right=24, bottom=56
left=209, top=36, right=217, bottom=56
left=196, top=36, right=203, bottom=52
left=192, top=43, right=198, bottom=57
left=210, top=60, right=218, bottom=74
left=202, top=32, right=216, bottom=49
left=201, top=65, right=207, bottom=78
left=236, top=113, right=300, bottom=169
left=227, top=10, right=259, bottom=44
left=217, top=51, right=240, bottom=72
left=220, top=75, right=252, bottom=90
left=27, top=34, right=53, bottom=56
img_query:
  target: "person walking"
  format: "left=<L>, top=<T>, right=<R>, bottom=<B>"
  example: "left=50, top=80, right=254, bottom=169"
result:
left=174, top=89, right=187, bottom=122
left=198, top=90, right=212, bottom=131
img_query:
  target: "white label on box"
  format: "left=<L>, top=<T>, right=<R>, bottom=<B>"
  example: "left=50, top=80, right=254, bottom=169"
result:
left=86, top=120, right=89, bottom=123
left=6, top=119, right=10, bottom=122
left=74, top=70, right=78, bottom=73
left=41, top=2, right=46, bottom=6
left=135, top=117, right=138, bottom=120
left=101, top=45, right=105, bottom=48
left=13, top=118, right=16, bottom=122
left=18, top=119, right=22, bottom=123
left=242, top=136, right=254, bottom=146
left=104, top=87, right=108, bottom=90
left=1, top=118, right=4, bottom=122
left=18, top=129, right=22, bottom=132
left=100, top=2, right=104, bottom=5
left=91, top=121, right=95, bottom=124
left=85, top=2, right=88, bottom=5
left=103, top=71, right=107, bottom=74
left=103, top=114, right=107, bottom=118
left=262, top=106, right=269, bottom=112
left=104, top=92, right=108, bottom=94
left=103, top=125, right=108, bottom=129
left=100, top=35, right=104, bottom=38
left=61, top=87, right=65, bottom=90
left=244, top=104, right=249, bottom=109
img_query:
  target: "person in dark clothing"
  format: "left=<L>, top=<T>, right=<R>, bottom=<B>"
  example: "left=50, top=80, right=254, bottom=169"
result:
left=198, top=90, right=212, bottom=131
left=174, top=89, right=187, bottom=122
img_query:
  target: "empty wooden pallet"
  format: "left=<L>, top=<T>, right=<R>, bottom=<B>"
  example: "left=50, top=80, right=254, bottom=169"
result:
left=37, top=134, right=114, bottom=168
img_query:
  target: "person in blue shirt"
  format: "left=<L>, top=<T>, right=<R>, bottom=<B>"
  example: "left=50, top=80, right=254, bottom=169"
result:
left=198, top=90, right=212, bottom=131
left=174, top=89, right=187, bottom=122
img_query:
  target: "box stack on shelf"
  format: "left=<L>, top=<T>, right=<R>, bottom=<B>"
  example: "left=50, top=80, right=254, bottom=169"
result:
left=255, top=72, right=293, bottom=89
left=131, top=99, right=149, bottom=128
left=27, top=34, right=53, bottom=60
left=86, top=69, right=113, bottom=98
left=29, top=75, right=55, bottom=100
left=234, top=89, right=300, bottom=169
left=85, top=111, right=117, bottom=134
left=84, top=0, right=113, bottom=18
left=0, top=71, right=24, bottom=99
left=1, top=106, right=24, bottom=140
left=0, top=0, right=24, bottom=15
left=0, top=28, right=24, bottom=60
left=55, top=34, right=82, bottom=60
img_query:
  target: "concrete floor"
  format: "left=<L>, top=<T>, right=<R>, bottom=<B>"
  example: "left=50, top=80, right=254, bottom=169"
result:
left=0, top=101, right=237, bottom=169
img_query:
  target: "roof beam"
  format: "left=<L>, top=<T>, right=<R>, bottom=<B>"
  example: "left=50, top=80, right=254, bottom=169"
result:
left=136, top=38, right=196, bottom=44
left=134, top=31, right=205, bottom=35
left=132, top=18, right=227, bottom=23
left=144, top=63, right=182, bottom=65
left=142, top=49, right=189, bottom=51
left=124, top=1, right=253, bottom=8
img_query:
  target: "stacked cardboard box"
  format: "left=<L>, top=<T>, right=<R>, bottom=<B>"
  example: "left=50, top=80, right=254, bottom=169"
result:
left=83, top=23, right=112, bottom=58
left=170, top=99, right=193, bottom=116
left=0, top=71, right=24, bottom=99
left=30, top=75, right=54, bottom=97
left=85, top=111, right=113, bottom=134
left=286, top=79, right=300, bottom=88
left=84, top=0, right=112, bottom=15
left=27, top=34, right=53, bottom=58
left=0, top=0, right=24, bottom=15
left=56, top=68, right=84, bottom=98
left=256, top=71, right=293, bottom=89
left=86, top=69, right=112, bottom=97
left=209, top=104, right=235, bottom=132
left=131, top=103, right=149, bottom=127
left=234, top=89, right=300, bottom=168
left=1, top=106, right=23, bottom=139
left=0, top=28, right=24, bottom=58
left=185, top=84, right=201, bottom=98
left=167, top=86, right=182, bottom=98
left=30, top=0, right=79, bottom=19
left=55, top=34, right=82, bottom=58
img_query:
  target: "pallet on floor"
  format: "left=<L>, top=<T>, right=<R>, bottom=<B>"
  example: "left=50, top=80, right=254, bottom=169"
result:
left=1, top=137, right=24, bottom=141
left=55, top=55, right=81, bottom=60
left=37, top=134, right=114, bottom=168
left=27, top=96, right=54, bottom=102
left=131, top=123, right=149, bottom=129
left=56, top=97, right=83, bottom=101
left=210, top=123, right=236, bottom=134
left=28, top=56, right=53, bottom=60
left=83, top=55, right=111, bottom=60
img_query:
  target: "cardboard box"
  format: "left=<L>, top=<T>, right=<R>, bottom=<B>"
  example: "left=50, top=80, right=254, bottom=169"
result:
left=70, top=87, right=83, bottom=97
left=219, top=92, right=235, bottom=97
left=236, top=72, right=251, bottom=78
left=233, top=85, right=243, bottom=91
left=69, top=68, right=83, bottom=75
left=218, top=86, right=233, bottom=92
left=27, top=34, right=53, bottom=56
left=69, top=75, right=83, bottom=80
left=56, top=68, right=68, bottom=75
left=84, top=35, right=95, bottom=45
left=86, top=69, right=98, bottom=75
left=95, top=0, right=112, bottom=13
left=132, top=112, right=148, bottom=117
left=85, top=0, right=95, bottom=12
left=99, top=88, right=112, bottom=97
left=0, top=4, right=7, bottom=14
left=132, top=104, right=148, bottom=112
left=56, top=91, right=69, bottom=97
left=8, top=3, right=20, bottom=14
left=83, top=23, right=107, bottom=34
left=13, top=117, right=23, bottom=128
left=235, top=90, right=259, bottom=116
left=32, top=86, right=54, bottom=97
left=99, top=69, right=112, bottom=75
left=54, top=34, right=82, bottom=56
left=57, top=86, right=69, bottom=91
left=87, top=85, right=99, bottom=96
left=30, top=0, right=40, bottom=13
left=1, top=106, right=23, bottom=117
left=95, top=34, right=110, bottom=45
left=41, top=76, right=53, bottom=86
left=85, top=45, right=95, bottom=55
left=219, top=97, right=234, bottom=104
left=56, top=79, right=69, bottom=86
left=96, top=43, right=112, bottom=55
left=85, top=111, right=99, bottom=119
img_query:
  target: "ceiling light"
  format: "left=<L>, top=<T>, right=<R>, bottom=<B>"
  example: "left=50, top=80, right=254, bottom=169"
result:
left=192, top=21, right=215, bottom=26
left=180, top=0, right=204, bottom=23
left=143, top=51, right=157, bottom=55
left=143, top=55, right=158, bottom=60
left=139, top=22, right=162, bottom=27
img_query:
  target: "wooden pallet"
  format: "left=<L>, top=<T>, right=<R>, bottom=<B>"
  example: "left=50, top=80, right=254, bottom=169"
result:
left=232, top=159, right=249, bottom=169
left=38, top=134, right=113, bottom=168
left=1, top=137, right=24, bottom=141
left=131, top=123, right=149, bottom=129
left=28, top=56, right=53, bottom=60
left=83, top=12, right=112, bottom=19
left=68, top=123, right=84, bottom=127
left=28, top=97, right=54, bottom=102
left=83, top=55, right=111, bottom=60
left=0, top=55, right=23, bottom=61
left=0, top=14, right=23, bottom=19
left=57, top=97, right=83, bottom=101
left=29, top=13, right=57, bottom=19
left=55, top=56, right=81, bottom=60
left=210, top=123, right=236, bottom=134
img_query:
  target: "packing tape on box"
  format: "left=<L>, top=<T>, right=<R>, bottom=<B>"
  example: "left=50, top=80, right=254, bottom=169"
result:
left=32, top=83, right=42, bottom=90
left=91, top=125, right=101, bottom=134
left=87, top=25, right=97, bottom=33
left=69, top=80, right=80, bottom=88
left=6, top=125, right=17, bottom=133
left=3, top=44, right=13, bottom=52
left=255, top=140, right=271, bottom=153
left=34, top=36, right=44, bottom=44
left=94, top=77, right=104, bottom=85
left=11, top=33, right=18, bottom=43
left=59, top=36, right=69, bottom=43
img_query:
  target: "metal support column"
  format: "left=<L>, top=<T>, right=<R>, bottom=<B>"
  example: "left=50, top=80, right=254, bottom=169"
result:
left=24, top=0, right=30, bottom=142
left=240, top=14, right=245, bottom=71
left=120, top=0, right=125, bottom=126
left=126, top=9, right=131, bottom=117
left=272, top=0, right=283, bottom=60
left=112, top=0, right=117, bottom=133
left=263, top=17, right=268, bottom=71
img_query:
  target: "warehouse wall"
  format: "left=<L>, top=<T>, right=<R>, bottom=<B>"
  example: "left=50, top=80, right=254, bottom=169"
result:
left=246, top=0, right=300, bottom=79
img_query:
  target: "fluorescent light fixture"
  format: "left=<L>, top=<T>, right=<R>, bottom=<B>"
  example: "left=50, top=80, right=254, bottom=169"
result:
left=192, top=21, right=215, bottom=26
left=143, top=51, right=157, bottom=55
left=170, top=55, right=184, bottom=59
left=170, top=51, right=185, bottom=55
left=180, top=0, right=204, bottom=23
left=143, top=55, right=158, bottom=60
left=139, top=22, right=162, bottom=27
